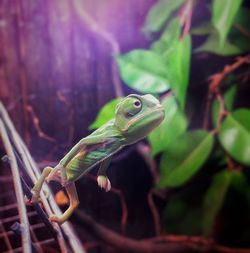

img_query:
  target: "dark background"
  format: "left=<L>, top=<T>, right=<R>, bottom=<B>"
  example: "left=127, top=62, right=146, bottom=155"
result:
left=0, top=0, right=250, bottom=251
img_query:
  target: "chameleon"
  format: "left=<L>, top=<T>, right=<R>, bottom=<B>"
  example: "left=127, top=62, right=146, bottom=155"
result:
left=28, top=94, right=165, bottom=224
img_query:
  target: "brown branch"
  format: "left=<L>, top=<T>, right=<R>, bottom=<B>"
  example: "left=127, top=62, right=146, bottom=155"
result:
left=136, top=142, right=159, bottom=184
left=203, top=55, right=250, bottom=129
left=56, top=90, right=75, bottom=143
left=233, top=23, right=250, bottom=39
left=72, top=0, right=124, bottom=98
left=204, top=91, right=214, bottom=130
left=226, top=155, right=242, bottom=171
left=26, top=104, right=56, bottom=143
left=86, top=174, right=128, bottom=234
left=75, top=209, right=250, bottom=253
left=240, top=69, right=250, bottom=83
left=178, top=0, right=195, bottom=39
left=211, top=91, right=230, bottom=135
left=147, top=189, right=161, bottom=236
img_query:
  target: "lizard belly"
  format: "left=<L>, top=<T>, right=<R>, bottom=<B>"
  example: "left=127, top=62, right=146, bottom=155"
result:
left=65, top=142, right=121, bottom=182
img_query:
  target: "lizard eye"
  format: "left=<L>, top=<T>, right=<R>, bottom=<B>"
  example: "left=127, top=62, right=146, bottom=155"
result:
left=134, top=101, right=141, bottom=107
left=125, top=100, right=142, bottom=117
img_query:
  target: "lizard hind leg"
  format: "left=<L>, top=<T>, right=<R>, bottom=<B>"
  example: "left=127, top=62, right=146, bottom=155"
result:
left=45, top=166, right=63, bottom=184
left=49, top=182, right=79, bottom=225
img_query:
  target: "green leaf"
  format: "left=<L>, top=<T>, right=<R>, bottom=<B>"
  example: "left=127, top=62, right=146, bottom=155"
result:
left=229, top=8, right=250, bottom=52
left=212, top=0, right=243, bottom=47
left=212, top=85, right=237, bottom=126
left=219, top=109, right=250, bottom=166
left=195, top=34, right=243, bottom=56
left=229, top=31, right=250, bottom=52
left=163, top=195, right=202, bottom=235
left=151, top=18, right=190, bottom=109
left=234, top=7, right=250, bottom=28
left=142, top=0, right=185, bottom=35
left=158, top=130, right=214, bottom=188
left=202, top=170, right=232, bottom=236
left=191, top=22, right=214, bottom=35
left=148, top=96, right=187, bottom=156
left=230, top=170, right=248, bottom=196
left=116, top=49, right=170, bottom=93
left=166, top=34, right=191, bottom=109
left=89, top=98, right=122, bottom=130
left=151, top=18, right=181, bottom=56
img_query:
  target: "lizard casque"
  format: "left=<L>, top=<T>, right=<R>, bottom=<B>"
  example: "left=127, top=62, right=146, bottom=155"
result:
left=28, top=94, right=165, bottom=224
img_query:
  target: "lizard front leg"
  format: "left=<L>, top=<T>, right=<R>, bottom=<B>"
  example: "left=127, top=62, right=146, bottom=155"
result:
left=97, top=156, right=112, bottom=192
left=27, top=166, right=52, bottom=204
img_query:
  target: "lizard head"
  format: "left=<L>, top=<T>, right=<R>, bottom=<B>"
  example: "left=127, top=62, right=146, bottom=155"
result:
left=114, top=94, right=165, bottom=144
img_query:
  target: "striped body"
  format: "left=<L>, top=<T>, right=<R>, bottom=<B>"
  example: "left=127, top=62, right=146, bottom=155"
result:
left=59, top=120, right=125, bottom=183
left=65, top=136, right=123, bottom=182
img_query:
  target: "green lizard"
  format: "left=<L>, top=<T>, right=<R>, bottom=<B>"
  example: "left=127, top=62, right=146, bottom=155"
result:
left=28, top=94, right=165, bottom=224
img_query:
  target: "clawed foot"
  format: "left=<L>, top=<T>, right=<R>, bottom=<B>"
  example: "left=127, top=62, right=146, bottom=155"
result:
left=49, top=215, right=64, bottom=225
left=25, top=190, right=41, bottom=205
left=97, top=175, right=111, bottom=192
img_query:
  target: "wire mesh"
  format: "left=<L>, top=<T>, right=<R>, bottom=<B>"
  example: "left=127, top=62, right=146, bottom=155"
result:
left=0, top=102, right=86, bottom=253
left=0, top=173, right=61, bottom=253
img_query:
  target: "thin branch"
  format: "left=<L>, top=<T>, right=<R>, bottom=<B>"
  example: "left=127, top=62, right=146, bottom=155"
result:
left=147, top=189, right=161, bottom=236
left=203, top=55, right=250, bottom=129
left=86, top=174, right=128, bottom=234
left=26, top=104, right=57, bottom=143
left=75, top=209, right=250, bottom=253
left=136, top=142, right=159, bottom=184
left=178, top=0, right=195, bottom=39
left=211, top=91, right=229, bottom=135
left=203, top=92, right=214, bottom=129
left=0, top=101, right=86, bottom=253
left=56, top=90, right=75, bottom=143
left=233, top=23, right=250, bottom=39
left=226, top=155, right=242, bottom=171
left=0, top=120, right=32, bottom=253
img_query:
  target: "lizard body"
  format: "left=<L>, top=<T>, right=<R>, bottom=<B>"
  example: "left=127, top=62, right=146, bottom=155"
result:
left=29, top=94, right=165, bottom=224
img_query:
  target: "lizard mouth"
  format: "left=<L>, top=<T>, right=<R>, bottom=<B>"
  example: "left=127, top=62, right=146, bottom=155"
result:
left=122, top=106, right=165, bottom=132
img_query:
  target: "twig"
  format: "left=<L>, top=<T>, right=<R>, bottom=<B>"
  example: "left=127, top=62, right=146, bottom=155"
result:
left=110, top=187, right=128, bottom=234
left=226, top=156, right=242, bottom=171
left=211, top=91, right=230, bottom=134
left=57, top=90, right=75, bottom=143
left=72, top=0, right=124, bottom=98
left=26, top=104, right=57, bottom=143
left=233, top=23, right=250, bottom=39
left=2, top=154, right=58, bottom=239
left=178, top=0, right=195, bottom=39
left=0, top=120, right=32, bottom=253
left=136, top=142, right=159, bottom=184
left=0, top=101, right=86, bottom=253
left=86, top=174, right=128, bottom=234
left=147, top=189, right=161, bottom=236
left=75, top=209, right=250, bottom=253
left=203, top=55, right=250, bottom=129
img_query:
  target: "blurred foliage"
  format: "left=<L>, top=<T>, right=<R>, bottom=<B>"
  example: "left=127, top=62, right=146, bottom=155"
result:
left=90, top=0, right=250, bottom=242
left=159, top=130, right=214, bottom=188
left=219, top=109, right=250, bottom=166
left=148, top=96, right=187, bottom=155
left=212, top=85, right=237, bottom=126
left=202, top=170, right=232, bottom=236
left=89, top=98, right=122, bottom=130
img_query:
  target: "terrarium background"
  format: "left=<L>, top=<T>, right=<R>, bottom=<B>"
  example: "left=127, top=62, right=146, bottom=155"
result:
left=0, top=0, right=250, bottom=252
